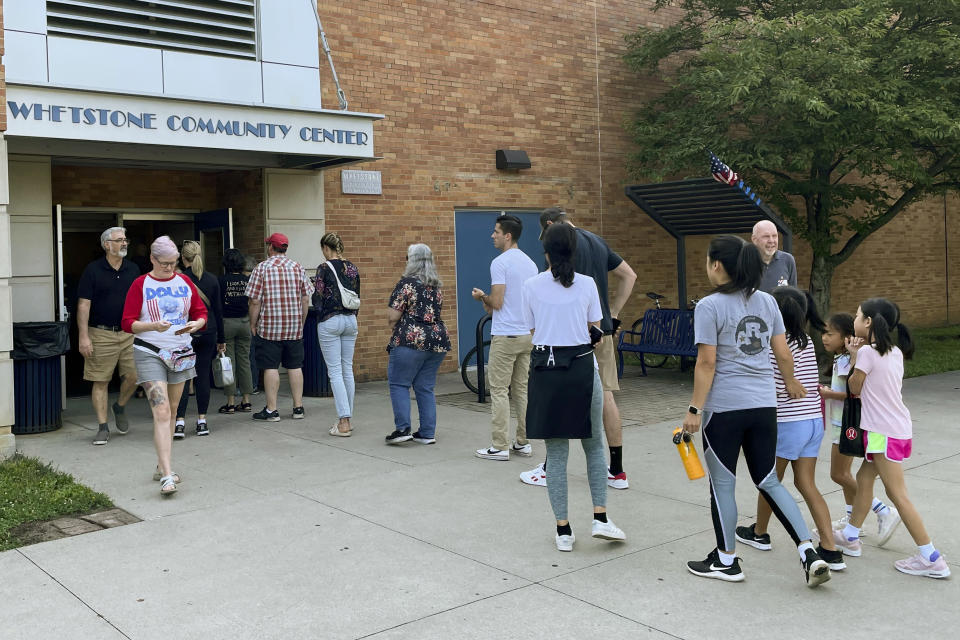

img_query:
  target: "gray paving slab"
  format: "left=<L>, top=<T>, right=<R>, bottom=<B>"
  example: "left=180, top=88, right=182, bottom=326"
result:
left=364, top=584, right=675, bottom=639
left=0, top=552, right=123, bottom=639
left=543, top=529, right=960, bottom=640
left=19, top=492, right=528, bottom=640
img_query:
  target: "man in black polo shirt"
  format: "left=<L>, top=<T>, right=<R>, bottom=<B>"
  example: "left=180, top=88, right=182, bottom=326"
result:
left=77, top=226, right=141, bottom=445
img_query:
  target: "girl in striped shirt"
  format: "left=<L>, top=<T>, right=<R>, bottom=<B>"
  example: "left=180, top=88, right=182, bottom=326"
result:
left=735, top=287, right=845, bottom=570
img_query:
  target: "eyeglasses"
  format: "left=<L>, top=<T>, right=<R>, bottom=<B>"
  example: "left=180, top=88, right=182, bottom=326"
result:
left=156, top=260, right=177, bottom=268
left=107, top=238, right=129, bottom=244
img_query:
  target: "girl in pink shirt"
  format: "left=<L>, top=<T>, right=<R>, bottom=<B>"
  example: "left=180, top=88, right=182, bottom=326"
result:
left=833, top=298, right=949, bottom=579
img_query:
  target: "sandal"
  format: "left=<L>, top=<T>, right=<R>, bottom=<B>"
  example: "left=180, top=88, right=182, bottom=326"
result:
left=238, top=403, right=252, bottom=413
left=160, top=474, right=178, bottom=496
left=329, top=424, right=352, bottom=437
left=153, top=467, right=181, bottom=483
left=218, top=404, right=236, bottom=414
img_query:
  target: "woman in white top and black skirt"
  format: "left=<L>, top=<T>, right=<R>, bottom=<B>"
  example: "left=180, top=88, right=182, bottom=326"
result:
left=523, top=223, right=626, bottom=552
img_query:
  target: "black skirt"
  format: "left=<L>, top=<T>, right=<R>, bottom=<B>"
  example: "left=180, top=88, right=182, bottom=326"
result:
left=525, top=345, right=595, bottom=439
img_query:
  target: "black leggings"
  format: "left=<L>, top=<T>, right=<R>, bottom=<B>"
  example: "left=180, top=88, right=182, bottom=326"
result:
left=702, top=407, right=812, bottom=551
left=176, top=331, right=217, bottom=417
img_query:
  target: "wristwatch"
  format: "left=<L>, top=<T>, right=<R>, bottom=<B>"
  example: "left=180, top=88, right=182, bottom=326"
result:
left=688, top=405, right=701, bottom=416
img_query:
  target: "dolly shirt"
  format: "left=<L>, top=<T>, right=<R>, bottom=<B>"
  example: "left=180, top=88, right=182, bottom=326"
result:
left=121, top=272, right=207, bottom=352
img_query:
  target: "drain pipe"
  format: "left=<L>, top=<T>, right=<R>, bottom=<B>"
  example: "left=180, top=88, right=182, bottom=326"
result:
left=309, top=0, right=349, bottom=110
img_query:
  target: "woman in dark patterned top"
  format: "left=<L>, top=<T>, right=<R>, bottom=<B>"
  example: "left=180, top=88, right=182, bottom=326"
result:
left=314, top=232, right=361, bottom=436
left=384, top=243, right=451, bottom=445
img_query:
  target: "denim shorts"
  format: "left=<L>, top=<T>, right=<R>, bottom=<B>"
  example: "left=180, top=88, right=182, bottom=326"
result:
left=776, top=417, right=825, bottom=460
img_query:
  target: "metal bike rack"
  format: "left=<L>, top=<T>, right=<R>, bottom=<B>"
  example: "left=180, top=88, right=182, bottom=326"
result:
left=474, top=312, right=492, bottom=403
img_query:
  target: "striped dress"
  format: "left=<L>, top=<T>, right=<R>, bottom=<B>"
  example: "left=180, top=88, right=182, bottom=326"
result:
left=770, top=335, right=822, bottom=423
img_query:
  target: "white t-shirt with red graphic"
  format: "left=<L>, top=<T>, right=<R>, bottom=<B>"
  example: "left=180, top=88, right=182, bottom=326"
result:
left=122, top=272, right=207, bottom=352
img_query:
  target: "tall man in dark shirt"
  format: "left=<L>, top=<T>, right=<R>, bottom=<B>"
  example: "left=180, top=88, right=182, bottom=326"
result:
left=521, top=208, right=637, bottom=489
left=77, top=227, right=141, bottom=445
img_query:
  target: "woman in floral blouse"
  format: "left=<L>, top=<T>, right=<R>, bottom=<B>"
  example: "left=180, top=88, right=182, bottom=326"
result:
left=384, top=243, right=451, bottom=445
left=314, top=232, right=361, bottom=436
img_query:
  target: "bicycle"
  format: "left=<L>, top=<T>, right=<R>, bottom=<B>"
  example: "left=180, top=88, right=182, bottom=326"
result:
left=460, top=340, right=491, bottom=397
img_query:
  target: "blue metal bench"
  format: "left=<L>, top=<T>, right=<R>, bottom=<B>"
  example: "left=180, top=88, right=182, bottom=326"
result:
left=617, top=309, right=697, bottom=377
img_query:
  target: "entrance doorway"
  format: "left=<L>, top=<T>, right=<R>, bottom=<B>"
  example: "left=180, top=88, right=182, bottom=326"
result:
left=59, top=208, right=232, bottom=397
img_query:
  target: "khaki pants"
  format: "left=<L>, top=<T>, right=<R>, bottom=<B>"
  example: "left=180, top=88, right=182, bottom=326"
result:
left=488, top=334, right=533, bottom=450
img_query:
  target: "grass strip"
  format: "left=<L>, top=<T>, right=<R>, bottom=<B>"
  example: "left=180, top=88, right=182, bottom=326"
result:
left=0, top=454, right=113, bottom=552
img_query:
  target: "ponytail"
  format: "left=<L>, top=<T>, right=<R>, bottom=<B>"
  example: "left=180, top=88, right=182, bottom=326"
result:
left=542, top=222, right=577, bottom=288
left=772, top=286, right=810, bottom=349
left=321, top=232, right=344, bottom=256
left=860, top=297, right=915, bottom=359
left=708, top=235, right=761, bottom=296
left=181, top=240, right=204, bottom=279
left=802, top=289, right=826, bottom=333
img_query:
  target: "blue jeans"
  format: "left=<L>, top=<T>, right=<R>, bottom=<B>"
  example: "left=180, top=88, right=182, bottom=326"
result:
left=388, top=346, right=446, bottom=438
left=317, top=314, right=358, bottom=419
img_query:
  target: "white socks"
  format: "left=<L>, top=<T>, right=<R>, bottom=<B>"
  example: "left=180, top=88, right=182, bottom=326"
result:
left=843, top=523, right=860, bottom=541
left=717, top=549, right=736, bottom=566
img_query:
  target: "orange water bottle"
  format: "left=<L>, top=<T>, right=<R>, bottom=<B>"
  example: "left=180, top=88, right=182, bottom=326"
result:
left=672, top=428, right=705, bottom=480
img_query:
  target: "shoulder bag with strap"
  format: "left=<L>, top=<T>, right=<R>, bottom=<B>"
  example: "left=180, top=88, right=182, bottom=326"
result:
left=838, top=381, right=865, bottom=457
left=327, top=261, right=361, bottom=310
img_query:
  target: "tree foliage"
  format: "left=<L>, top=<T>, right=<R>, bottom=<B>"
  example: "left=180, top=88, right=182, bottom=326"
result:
left=624, top=0, right=960, bottom=301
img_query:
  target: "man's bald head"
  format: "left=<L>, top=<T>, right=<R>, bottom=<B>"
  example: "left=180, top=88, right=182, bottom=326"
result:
left=752, top=220, right=779, bottom=263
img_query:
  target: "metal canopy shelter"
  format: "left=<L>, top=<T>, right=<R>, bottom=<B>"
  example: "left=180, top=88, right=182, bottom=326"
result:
left=625, top=177, right=792, bottom=307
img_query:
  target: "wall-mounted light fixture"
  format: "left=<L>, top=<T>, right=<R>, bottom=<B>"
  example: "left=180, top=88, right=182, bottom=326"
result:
left=496, top=149, right=531, bottom=170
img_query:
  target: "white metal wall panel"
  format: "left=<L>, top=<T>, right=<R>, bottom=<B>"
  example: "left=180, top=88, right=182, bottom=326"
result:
left=262, top=62, right=322, bottom=109
left=4, top=31, right=50, bottom=84
left=163, top=51, right=263, bottom=102
left=259, top=2, right=320, bottom=68
left=5, top=0, right=48, bottom=34
left=46, top=0, right=257, bottom=59
left=48, top=36, right=164, bottom=93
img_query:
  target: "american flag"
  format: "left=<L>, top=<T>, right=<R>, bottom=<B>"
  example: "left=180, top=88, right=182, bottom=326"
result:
left=709, top=151, right=739, bottom=186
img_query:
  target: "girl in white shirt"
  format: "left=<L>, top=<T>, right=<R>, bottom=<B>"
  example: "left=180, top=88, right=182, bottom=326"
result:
left=522, top=223, right=626, bottom=552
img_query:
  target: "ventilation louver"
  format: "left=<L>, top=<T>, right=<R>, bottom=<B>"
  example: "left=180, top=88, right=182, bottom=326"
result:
left=47, top=0, right=258, bottom=59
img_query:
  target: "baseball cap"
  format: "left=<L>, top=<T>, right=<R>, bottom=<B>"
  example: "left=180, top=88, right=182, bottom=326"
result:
left=265, top=232, right=289, bottom=249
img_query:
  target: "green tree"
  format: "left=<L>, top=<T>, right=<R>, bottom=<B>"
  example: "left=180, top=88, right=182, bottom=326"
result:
left=624, top=0, right=960, bottom=315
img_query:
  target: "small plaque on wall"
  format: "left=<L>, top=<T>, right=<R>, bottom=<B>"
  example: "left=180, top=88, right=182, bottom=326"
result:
left=341, top=170, right=382, bottom=195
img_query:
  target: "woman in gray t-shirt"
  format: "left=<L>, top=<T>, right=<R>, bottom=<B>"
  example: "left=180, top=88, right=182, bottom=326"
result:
left=681, top=235, right=831, bottom=588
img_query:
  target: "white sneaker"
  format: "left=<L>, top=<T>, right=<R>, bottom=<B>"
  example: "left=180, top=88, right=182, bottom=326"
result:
left=511, top=441, right=533, bottom=457
left=556, top=533, right=575, bottom=552
left=876, top=506, right=902, bottom=546
left=831, top=514, right=850, bottom=531
left=607, top=469, right=629, bottom=490
left=520, top=462, right=547, bottom=487
left=476, top=447, right=509, bottom=461
left=591, top=519, right=626, bottom=541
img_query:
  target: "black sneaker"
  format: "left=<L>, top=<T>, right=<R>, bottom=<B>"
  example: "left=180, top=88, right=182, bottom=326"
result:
left=815, top=545, right=846, bottom=571
left=253, top=407, right=280, bottom=422
left=174, top=422, right=185, bottom=440
left=196, top=421, right=210, bottom=436
left=385, top=429, right=412, bottom=444
left=687, top=549, right=745, bottom=582
left=292, top=406, right=305, bottom=420
left=411, top=431, right=436, bottom=444
left=802, top=548, right=832, bottom=587
left=735, top=523, right=772, bottom=551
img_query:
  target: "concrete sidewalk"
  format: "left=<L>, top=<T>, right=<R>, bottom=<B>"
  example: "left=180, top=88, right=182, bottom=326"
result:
left=3, top=367, right=959, bottom=639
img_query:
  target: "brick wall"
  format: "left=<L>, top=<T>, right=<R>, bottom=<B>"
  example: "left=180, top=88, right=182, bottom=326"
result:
left=315, top=0, right=957, bottom=382
left=52, top=166, right=219, bottom=209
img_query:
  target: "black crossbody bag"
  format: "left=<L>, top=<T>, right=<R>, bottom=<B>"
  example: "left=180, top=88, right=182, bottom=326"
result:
left=838, top=381, right=865, bottom=457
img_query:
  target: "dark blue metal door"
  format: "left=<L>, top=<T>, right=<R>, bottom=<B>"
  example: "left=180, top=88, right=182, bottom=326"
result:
left=453, top=210, right=546, bottom=360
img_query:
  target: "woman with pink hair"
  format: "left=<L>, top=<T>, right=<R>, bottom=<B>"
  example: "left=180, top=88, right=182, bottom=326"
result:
left=121, top=236, right=206, bottom=496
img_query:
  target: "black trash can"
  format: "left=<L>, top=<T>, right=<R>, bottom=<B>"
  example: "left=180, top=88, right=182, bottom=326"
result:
left=12, top=321, right=71, bottom=434
left=302, top=309, right=332, bottom=398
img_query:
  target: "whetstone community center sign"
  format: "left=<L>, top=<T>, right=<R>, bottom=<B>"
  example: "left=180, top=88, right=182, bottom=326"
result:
left=6, top=85, right=379, bottom=158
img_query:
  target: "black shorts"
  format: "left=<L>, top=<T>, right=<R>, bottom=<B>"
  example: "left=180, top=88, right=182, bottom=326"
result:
left=254, top=336, right=305, bottom=370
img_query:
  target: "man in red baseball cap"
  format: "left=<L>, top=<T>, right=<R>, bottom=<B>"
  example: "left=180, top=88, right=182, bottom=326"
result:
left=265, top=232, right=289, bottom=251
left=245, top=232, right=313, bottom=422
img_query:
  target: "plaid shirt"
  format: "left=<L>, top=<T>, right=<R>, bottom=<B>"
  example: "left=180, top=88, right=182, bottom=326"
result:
left=245, top=255, right=314, bottom=341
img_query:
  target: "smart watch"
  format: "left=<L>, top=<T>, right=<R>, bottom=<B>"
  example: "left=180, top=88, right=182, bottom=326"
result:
left=688, top=405, right=701, bottom=416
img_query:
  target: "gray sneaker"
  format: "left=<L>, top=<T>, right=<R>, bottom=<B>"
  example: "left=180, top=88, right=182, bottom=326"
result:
left=92, top=428, right=110, bottom=445
left=112, top=402, right=129, bottom=434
